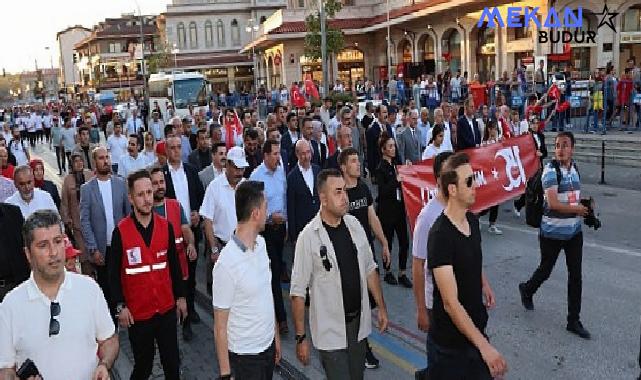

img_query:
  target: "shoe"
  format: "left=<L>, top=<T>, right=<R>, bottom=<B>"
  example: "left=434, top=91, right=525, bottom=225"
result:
left=488, top=225, right=503, bottom=235
left=415, top=368, right=428, bottom=380
left=398, top=274, right=413, bottom=288
left=279, top=321, right=289, bottom=335
left=518, top=282, right=534, bottom=310
left=190, top=309, right=201, bottom=324
left=182, top=324, right=194, bottom=342
left=513, top=207, right=521, bottom=218
left=383, top=272, right=398, bottom=285
left=566, top=320, right=591, bottom=340
left=365, top=347, right=380, bottom=369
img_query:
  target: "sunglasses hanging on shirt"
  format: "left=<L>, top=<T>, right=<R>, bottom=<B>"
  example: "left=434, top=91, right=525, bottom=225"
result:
left=320, top=245, right=332, bottom=272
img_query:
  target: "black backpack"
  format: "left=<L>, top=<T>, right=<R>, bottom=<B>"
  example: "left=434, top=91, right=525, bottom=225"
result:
left=525, top=160, right=579, bottom=228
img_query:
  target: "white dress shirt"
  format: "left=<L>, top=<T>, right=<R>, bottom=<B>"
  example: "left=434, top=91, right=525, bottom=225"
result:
left=200, top=174, right=244, bottom=242
left=107, top=135, right=128, bottom=165
left=427, top=122, right=453, bottom=153
left=298, top=163, right=314, bottom=195
left=169, top=162, right=191, bottom=216
left=97, top=178, right=115, bottom=246
left=6, top=188, right=57, bottom=219
left=118, top=153, right=147, bottom=178
left=126, top=117, right=143, bottom=135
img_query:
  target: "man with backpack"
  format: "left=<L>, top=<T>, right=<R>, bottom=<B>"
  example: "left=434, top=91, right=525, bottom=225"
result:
left=7, top=126, right=30, bottom=166
left=519, top=131, right=591, bottom=340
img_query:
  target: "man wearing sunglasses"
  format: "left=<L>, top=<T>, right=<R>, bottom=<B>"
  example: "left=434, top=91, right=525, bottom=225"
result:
left=0, top=210, right=118, bottom=380
left=427, top=153, right=506, bottom=379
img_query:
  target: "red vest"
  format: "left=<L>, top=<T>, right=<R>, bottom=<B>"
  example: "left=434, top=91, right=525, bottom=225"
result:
left=119, top=214, right=175, bottom=322
left=164, top=199, right=189, bottom=280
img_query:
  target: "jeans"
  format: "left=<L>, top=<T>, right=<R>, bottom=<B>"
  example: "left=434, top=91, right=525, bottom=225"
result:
left=229, top=341, right=276, bottom=380
left=426, top=338, right=492, bottom=380
left=129, top=309, right=180, bottom=380
left=523, top=232, right=583, bottom=323
left=261, top=223, right=287, bottom=324
left=319, top=315, right=366, bottom=380
left=587, top=109, right=602, bottom=132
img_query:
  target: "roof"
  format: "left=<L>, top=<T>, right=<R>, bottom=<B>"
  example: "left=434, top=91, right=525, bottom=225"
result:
left=56, top=25, right=91, bottom=39
left=74, top=15, right=159, bottom=48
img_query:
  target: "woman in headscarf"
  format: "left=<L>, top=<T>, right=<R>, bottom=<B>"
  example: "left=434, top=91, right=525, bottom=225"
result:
left=29, top=159, right=61, bottom=209
left=61, top=152, right=94, bottom=275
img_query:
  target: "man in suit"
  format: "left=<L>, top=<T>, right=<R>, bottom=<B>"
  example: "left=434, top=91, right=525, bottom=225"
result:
left=325, top=124, right=353, bottom=170
left=456, top=98, right=482, bottom=150
left=188, top=129, right=212, bottom=171
left=287, top=139, right=321, bottom=244
left=397, top=109, right=422, bottom=164
left=280, top=112, right=300, bottom=173
left=310, top=120, right=327, bottom=167
left=71, top=126, right=98, bottom=171
left=163, top=136, right=205, bottom=341
left=198, top=142, right=226, bottom=189
left=80, top=146, right=131, bottom=318
left=0, top=202, right=30, bottom=301
left=365, top=105, right=392, bottom=176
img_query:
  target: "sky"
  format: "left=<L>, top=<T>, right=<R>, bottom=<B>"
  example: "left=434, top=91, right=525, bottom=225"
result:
left=1, top=0, right=170, bottom=74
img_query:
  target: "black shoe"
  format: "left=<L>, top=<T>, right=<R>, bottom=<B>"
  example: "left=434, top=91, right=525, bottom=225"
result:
left=566, top=320, right=591, bottom=340
left=365, top=346, right=379, bottom=369
left=398, top=274, right=413, bottom=288
left=190, top=309, right=201, bottom=324
left=518, top=282, right=534, bottom=310
left=415, top=367, right=428, bottom=380
left=182, top=324, right=194, bottom=341
left=384, top=272, right=398, bottom=285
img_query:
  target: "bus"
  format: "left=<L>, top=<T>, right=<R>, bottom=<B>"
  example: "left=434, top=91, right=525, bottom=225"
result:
left=148, top=71, right=209, bottom=120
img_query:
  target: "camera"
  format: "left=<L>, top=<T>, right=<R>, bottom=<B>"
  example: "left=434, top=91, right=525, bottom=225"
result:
left=580, top=197, right=602, bottom=230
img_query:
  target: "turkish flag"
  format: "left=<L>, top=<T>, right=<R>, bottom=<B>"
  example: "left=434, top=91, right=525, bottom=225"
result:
left=399, top=135, right=539, bottom=232
left=305, top=79, right=320, bottom=100
left=547, top=83, right=560, bottom=100
left=556, top=100, right=570, bottom=113
left=291, top=84, right=306, bottom=108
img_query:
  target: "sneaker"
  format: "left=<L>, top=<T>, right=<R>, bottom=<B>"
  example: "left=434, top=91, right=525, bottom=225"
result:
left=518, top=282, right=534, bottom=310
left=488, top=225, right=503, bottom=235
left=566, top=320, right=591, bottom=340
left=513, top=207, right=521, bottom=218
left=365, top=347, right=380, bottom=369
left=398, top=274, right=413, bottom=288
left=383, top=272, right=398, bottom=285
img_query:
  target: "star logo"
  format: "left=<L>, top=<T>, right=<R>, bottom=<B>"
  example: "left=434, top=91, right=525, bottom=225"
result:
left=491, top=167, right=499, bottom=180
left=595, top=4, right=619, bottom=33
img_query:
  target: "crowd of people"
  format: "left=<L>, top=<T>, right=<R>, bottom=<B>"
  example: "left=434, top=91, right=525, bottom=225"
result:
left=0, top=58, right=632, bottom=380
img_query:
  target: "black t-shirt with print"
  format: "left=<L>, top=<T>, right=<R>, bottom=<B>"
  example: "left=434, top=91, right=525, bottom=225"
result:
left=346, top=179, right=373, bottom=243
left=427, top=211, right=488, bottom=349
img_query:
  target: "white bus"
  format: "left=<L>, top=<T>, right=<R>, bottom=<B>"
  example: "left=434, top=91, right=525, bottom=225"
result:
left=148, top=72, right=209, bottom=121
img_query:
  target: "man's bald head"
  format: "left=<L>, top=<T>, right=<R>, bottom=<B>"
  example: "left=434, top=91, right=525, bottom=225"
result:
left=295, top=139, right=312, bottom=169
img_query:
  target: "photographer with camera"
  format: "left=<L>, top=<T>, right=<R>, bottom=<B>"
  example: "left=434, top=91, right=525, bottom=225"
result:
left=518, top=131, right=592, bottom=340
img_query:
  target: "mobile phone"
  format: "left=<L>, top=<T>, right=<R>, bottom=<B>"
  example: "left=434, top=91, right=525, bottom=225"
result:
left=16, top=358, right=41, bottom=380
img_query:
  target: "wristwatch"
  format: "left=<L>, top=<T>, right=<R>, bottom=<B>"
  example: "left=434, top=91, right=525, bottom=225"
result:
left=295, top=333, right=306, bottom=344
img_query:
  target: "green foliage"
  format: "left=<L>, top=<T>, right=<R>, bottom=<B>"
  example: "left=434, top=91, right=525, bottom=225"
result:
left=304, top=0, right=345, bottom=60
left=327, top=91, right=356, bottom=104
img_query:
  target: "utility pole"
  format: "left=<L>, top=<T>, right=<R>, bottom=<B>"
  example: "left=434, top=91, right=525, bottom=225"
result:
left=386, top=0, right=391, bottom=101
left=135, top=1, right=147, bottom=103
left=320, top=0, right=328, bottom=97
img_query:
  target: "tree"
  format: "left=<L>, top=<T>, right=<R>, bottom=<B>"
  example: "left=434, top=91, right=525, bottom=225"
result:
left=304, top=0, right=344, bottom=60
left=147, top=41, right=171, bottom=74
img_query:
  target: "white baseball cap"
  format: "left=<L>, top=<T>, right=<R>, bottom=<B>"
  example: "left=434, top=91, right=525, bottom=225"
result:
left=226, top=146, right=249, bottom=168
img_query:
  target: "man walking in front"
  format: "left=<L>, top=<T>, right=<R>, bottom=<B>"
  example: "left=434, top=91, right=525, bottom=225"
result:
left=519, top=131, right=591, bottom=339
left=108, top=169, right=187, bottom=380
left=213, top=180, right=281, bottom=380
left=290, top=169, right=388, bottom=380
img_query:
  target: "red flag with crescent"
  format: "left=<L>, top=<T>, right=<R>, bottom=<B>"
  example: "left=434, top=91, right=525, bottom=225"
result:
left=304, top=79, right=320, bottom=100
left=291, top=83, right=305, bottom=108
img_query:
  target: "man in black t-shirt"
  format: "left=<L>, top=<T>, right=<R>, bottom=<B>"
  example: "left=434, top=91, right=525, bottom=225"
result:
left=427, top=152, right=507, bottom=380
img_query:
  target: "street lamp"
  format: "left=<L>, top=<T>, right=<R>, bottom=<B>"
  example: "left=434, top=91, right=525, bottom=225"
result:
left=245, top=19, right=259, bottom=93
left=133, top=0, right=147, bottom=102
left=172, top=44, right=179, bottom=72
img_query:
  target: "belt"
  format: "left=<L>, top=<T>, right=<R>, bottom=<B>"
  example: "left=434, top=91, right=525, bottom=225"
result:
left=345, top=310, right=361, bottom=323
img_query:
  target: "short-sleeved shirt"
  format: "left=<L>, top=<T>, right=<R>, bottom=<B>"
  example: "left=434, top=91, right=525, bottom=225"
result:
left=428, top=212, right=487, bottom=349
left=411, top=197, right=445, bottom=309
left=0, top=272, right=115, bottom=379
left=346, top=180, right=373, bottom=242
left=541, top=161, right=581, bottom=240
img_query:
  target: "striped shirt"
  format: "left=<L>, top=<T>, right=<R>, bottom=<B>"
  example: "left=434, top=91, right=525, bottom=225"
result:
left=540, top=161, right=581, bottom=240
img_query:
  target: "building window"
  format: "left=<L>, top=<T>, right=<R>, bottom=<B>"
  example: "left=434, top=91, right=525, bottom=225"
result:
left=108, top=42, right=122, bottom=53
left=342, top=0, right=354, bottom=6
left=623, top=6, right=641, bottom=32
left=217, top=20, right=226, bottom=47
left=231, top=19, right=240, bottom=46
left=205, top=20, right=214, bottom=47
left=177, top=22, right=186, bottom=49
left=297, top=0, right=305, bottom=7
left=508, top=16, right=532, bottom=41
left=189, top=21, right=198, bottom=49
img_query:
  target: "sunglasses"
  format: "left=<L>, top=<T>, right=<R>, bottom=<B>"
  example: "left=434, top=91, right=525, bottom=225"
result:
left=49, top=302, right=60, bottom=337
left=464, top=174, right=475, bottom=188
left=320, top=245, right=332, bottom=272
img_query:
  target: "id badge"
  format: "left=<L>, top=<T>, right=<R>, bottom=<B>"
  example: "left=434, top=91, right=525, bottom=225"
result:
left=126, top=247, right=142, bottom=265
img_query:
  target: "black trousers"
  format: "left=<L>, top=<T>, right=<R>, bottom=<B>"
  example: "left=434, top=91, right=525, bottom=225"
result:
left=381, top=215, right=409, bottom=271
left=426, top=338, right=492, bottom=380
left=129, top=309, right=180, bottom=380
left=95, top=253, right=116, bottom=322
left=54, top=146, right=66, bottom=172
left=261, top=223, right=287, bottom=323
left=523, top=232, right=583, bottom=323
left=479, top=205, right=498, bottom=224
left=318, top=315, right=366, bottom=380
left=184, top=225, right=201, bottom=326
left=229, top=341, right=276, bottom=380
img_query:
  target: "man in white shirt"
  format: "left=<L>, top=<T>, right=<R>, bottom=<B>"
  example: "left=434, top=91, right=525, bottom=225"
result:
left=8, top=127, right=30, bottom=166
left=0, top=210, right=119, bottom=380
left=427, top=107, right=454, bottom=153
left=212, top=181, right=281, bottom=379
left=107, top=123, right=128, bottom=174
left=118, top=134, right=147, bottom=178
left=149, top=111, right=165, bottom=141
left=126, top=109, right=143, bottom=136
left=6, top=165, right=57, bottom=219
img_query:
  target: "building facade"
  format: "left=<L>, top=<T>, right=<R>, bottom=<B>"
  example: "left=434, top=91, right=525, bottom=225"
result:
left=243, top=0, right=641, bottom=90
left=19, top=69, right=60, bottom=102
left=74, top=14, right=160, bottom=99
left=57, top=25, right=92, bottom=92
left=160, top=0, right=287, bottom=93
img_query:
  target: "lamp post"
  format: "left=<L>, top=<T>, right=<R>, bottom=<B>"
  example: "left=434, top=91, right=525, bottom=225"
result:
left=246, top=19, right=260, bottom=94
left=386, top=0, right=391, bottom=100
left=134, top=0, right=147, bottom=102
left=172, top=44, right=179, bottom=72
left=320, top=0, right=328, bottom=97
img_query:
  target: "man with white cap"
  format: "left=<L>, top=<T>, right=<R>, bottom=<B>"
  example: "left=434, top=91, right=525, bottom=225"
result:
left=200, top=146, right=247, bottom=292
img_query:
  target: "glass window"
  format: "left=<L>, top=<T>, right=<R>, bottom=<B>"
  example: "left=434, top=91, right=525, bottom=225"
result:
left=177, top=23, right=186, bottom=49
left=231, top=19, right=240, bottom=46
left=205, top=20, right=214, bottom=47
left=623, top=7, right=641, bottom=32
left=217, top=20, right=225, bottom=47
left=173, top=78, right=208, bottom=109
left=189, top=21, right=198, bottom=49
left=298, top=0, right=305, bottom=7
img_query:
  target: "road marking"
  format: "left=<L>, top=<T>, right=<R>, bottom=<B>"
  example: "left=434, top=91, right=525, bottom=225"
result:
left=368, top=330, right=426, bottom=374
